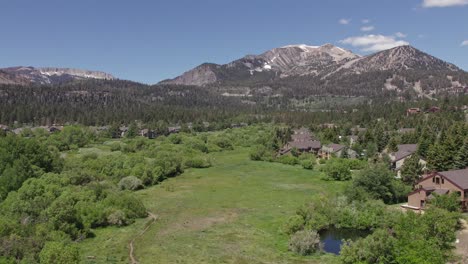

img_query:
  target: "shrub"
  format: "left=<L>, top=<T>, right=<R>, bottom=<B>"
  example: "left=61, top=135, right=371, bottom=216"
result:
left=283, top=215, right=305, bottom=235
left=300, top=160, right=315, bottom=170
left=249, top=145, right=268, bottom=161
left=118, top=176, right=143, bottom=191
left=277, top=155, right=299, bottom=166
left=321, top=159, right=351, bottom=181
left=39, top=242, right=80, bottom=264
left=107, top=210, right=129, bottom=226
left=109, top=142, right=121, bottom=152
left=289, top=230, right=322, bottom=256
left=184, top=157, right=211, bottom=168
left=212, top=137, right=233, bottom=150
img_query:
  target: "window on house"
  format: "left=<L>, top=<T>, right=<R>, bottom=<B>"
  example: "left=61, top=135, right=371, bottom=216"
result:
left=435, top=177, right=440, bottom=184
left=442, top=178, right=445, bottom=184
left=432, top=177, right=435, bottom=183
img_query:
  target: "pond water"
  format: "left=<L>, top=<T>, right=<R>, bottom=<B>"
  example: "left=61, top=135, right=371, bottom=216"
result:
left=319, top=228, right=370, bottom=255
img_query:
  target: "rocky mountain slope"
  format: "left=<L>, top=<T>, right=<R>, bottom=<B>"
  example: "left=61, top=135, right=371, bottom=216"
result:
left=160, top=44, right=359, bottom=85
left=0, top=66, right=115, bottom=85
left=160, top=44, right=467, bottom=98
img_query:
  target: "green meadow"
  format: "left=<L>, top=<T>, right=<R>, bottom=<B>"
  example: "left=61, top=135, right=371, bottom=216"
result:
left=79, top=148, right=344, bottom=264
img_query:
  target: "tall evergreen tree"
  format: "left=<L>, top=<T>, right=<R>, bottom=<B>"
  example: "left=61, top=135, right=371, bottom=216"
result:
left=400, top=154, right=423, bottom=186
left=455, top=139, right=468, bottom=169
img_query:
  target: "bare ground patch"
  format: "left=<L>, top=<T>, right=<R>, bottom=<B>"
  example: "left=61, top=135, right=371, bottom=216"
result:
left=158, top=209, right=240, bottom=236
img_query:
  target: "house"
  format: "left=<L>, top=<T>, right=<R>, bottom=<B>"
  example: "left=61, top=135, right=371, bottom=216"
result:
left=348, top=135, right=359, bottom=146
left=168, top=126, right=181, bottom=134
left=389, top=144, right=426, bottom=177
left=279, top=128, right=321, bottom=155
left=403, top=168, right=468, bottom=211
left=352, top=127, right=367, bottom=135
left=319, top=144, right=350, bottom=159
left=320, top=123, right=337, bottom=129
left=119, top=126, right=129, bottom=137
left=406, top=108, right=421, bottom=116
left=397, top=128, right=416, bottom=134
left=140, top=129, right=156, bottom=139
left=48, top=126, right=63, bottom=133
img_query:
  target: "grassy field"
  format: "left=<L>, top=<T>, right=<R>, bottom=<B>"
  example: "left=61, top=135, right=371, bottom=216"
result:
left=79, top=148, right=345, bottom=264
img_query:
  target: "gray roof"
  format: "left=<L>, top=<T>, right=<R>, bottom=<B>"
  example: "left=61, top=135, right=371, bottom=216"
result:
left=398, top=144, right=418, bottom=152
left=438, top=168, right=468, bottom=190
left=391, top=144, right=418, bottom=161
left=289, top=140, right=321, bottom=150
left=326, top=144, right=345, bottom=153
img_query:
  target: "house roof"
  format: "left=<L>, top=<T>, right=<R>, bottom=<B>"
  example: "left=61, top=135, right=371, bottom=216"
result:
left=438, top=168, right=468, bottom=190
left=391, top=144, right=418, bottom=162
left=427, top=189, right=450, bottom=200
left=325, top=144, right=345, bottom=153
left=288, top=140, right=321, bottom=150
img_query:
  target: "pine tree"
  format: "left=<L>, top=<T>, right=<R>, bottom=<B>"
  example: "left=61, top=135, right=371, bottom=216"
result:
left=400, top=154, right=423, bottom=185
left=455, top=139, right=468, bottom=169
left=388, top=137, right=398, bottom=153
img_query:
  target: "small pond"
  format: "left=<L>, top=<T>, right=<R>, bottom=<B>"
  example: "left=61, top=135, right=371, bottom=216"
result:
left=319, top=228, right=370, bottom=255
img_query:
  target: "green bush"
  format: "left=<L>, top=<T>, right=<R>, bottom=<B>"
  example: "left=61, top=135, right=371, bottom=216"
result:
left=276, top=155, right=299, bottom=166
left=184, top=157, right=211, bottom=168
left=39, top=242, right=80, bottom=264
left=249, top=145, right=269, bottom=161
left=288, top=230, right=322, bottom=256
left=107, top=210, right=129, bottom=226
left=300, top=160, right=315, bottom=170
left=118, top=176, right=143, bottom=191
left=283, top=215, right=305, bottom=235
left=321, top=159, right=351, bottom=181
left=109, top=142, right=121, bottom=151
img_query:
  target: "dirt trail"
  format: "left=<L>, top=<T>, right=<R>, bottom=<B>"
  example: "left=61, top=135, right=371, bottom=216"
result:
left=129, top=212, right=158, bottom=264
left=454, top=219, right=468, bottom=264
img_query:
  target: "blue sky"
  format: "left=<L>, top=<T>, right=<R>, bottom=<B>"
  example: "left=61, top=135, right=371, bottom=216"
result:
left=1, top=0, right=467, bottom=84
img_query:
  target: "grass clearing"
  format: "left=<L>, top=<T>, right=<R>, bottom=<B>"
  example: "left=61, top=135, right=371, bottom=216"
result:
left=79, top=148, right=344, bottom=263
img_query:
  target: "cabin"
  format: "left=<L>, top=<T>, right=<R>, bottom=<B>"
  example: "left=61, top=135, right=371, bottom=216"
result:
left=389, top=144, right=426, bottom=177
left=168, top=126, right=181, bottom=134
left=319, top=144, right=356, bottom=159
left=279, top=128, right=321, bottom=155
left=140, top=129, right=156, bottom=139
left=119, top=126, right=129, bottom=137
left=403, top=168, right=468, bottom=211
left=0, top=125, right=9, bottom=133
left=397, top=128, right=416, bottom=134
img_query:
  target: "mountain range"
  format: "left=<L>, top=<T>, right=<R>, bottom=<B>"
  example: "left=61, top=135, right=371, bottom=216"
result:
left=0, top=66, right=114, bottom=85
left=1, top=44, right=467, bottom=99
left=160, top=44, right=467, bottom=98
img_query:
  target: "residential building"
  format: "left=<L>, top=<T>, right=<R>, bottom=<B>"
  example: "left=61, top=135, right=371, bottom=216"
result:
left=319, top=144, right=356, bottom=159
left=403, top=168, right=468, bottom=211
left=389, top=144, right=426, bottom=177
left=279, top=128, right=321, bottom=155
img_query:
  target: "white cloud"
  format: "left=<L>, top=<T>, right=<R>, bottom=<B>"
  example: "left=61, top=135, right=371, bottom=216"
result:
left=340, top=34, right=410, bottom=52
left=339, top=18, right=351, bottom=25
left=362, top=19, right=370, bottom=24
left=461, top=40, right=468, bottom=46
left=395, top=32, right=407, bottom=38
left=361, top=26, right=375, bottom=32
left=423, top=0, right=468, bottom=7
